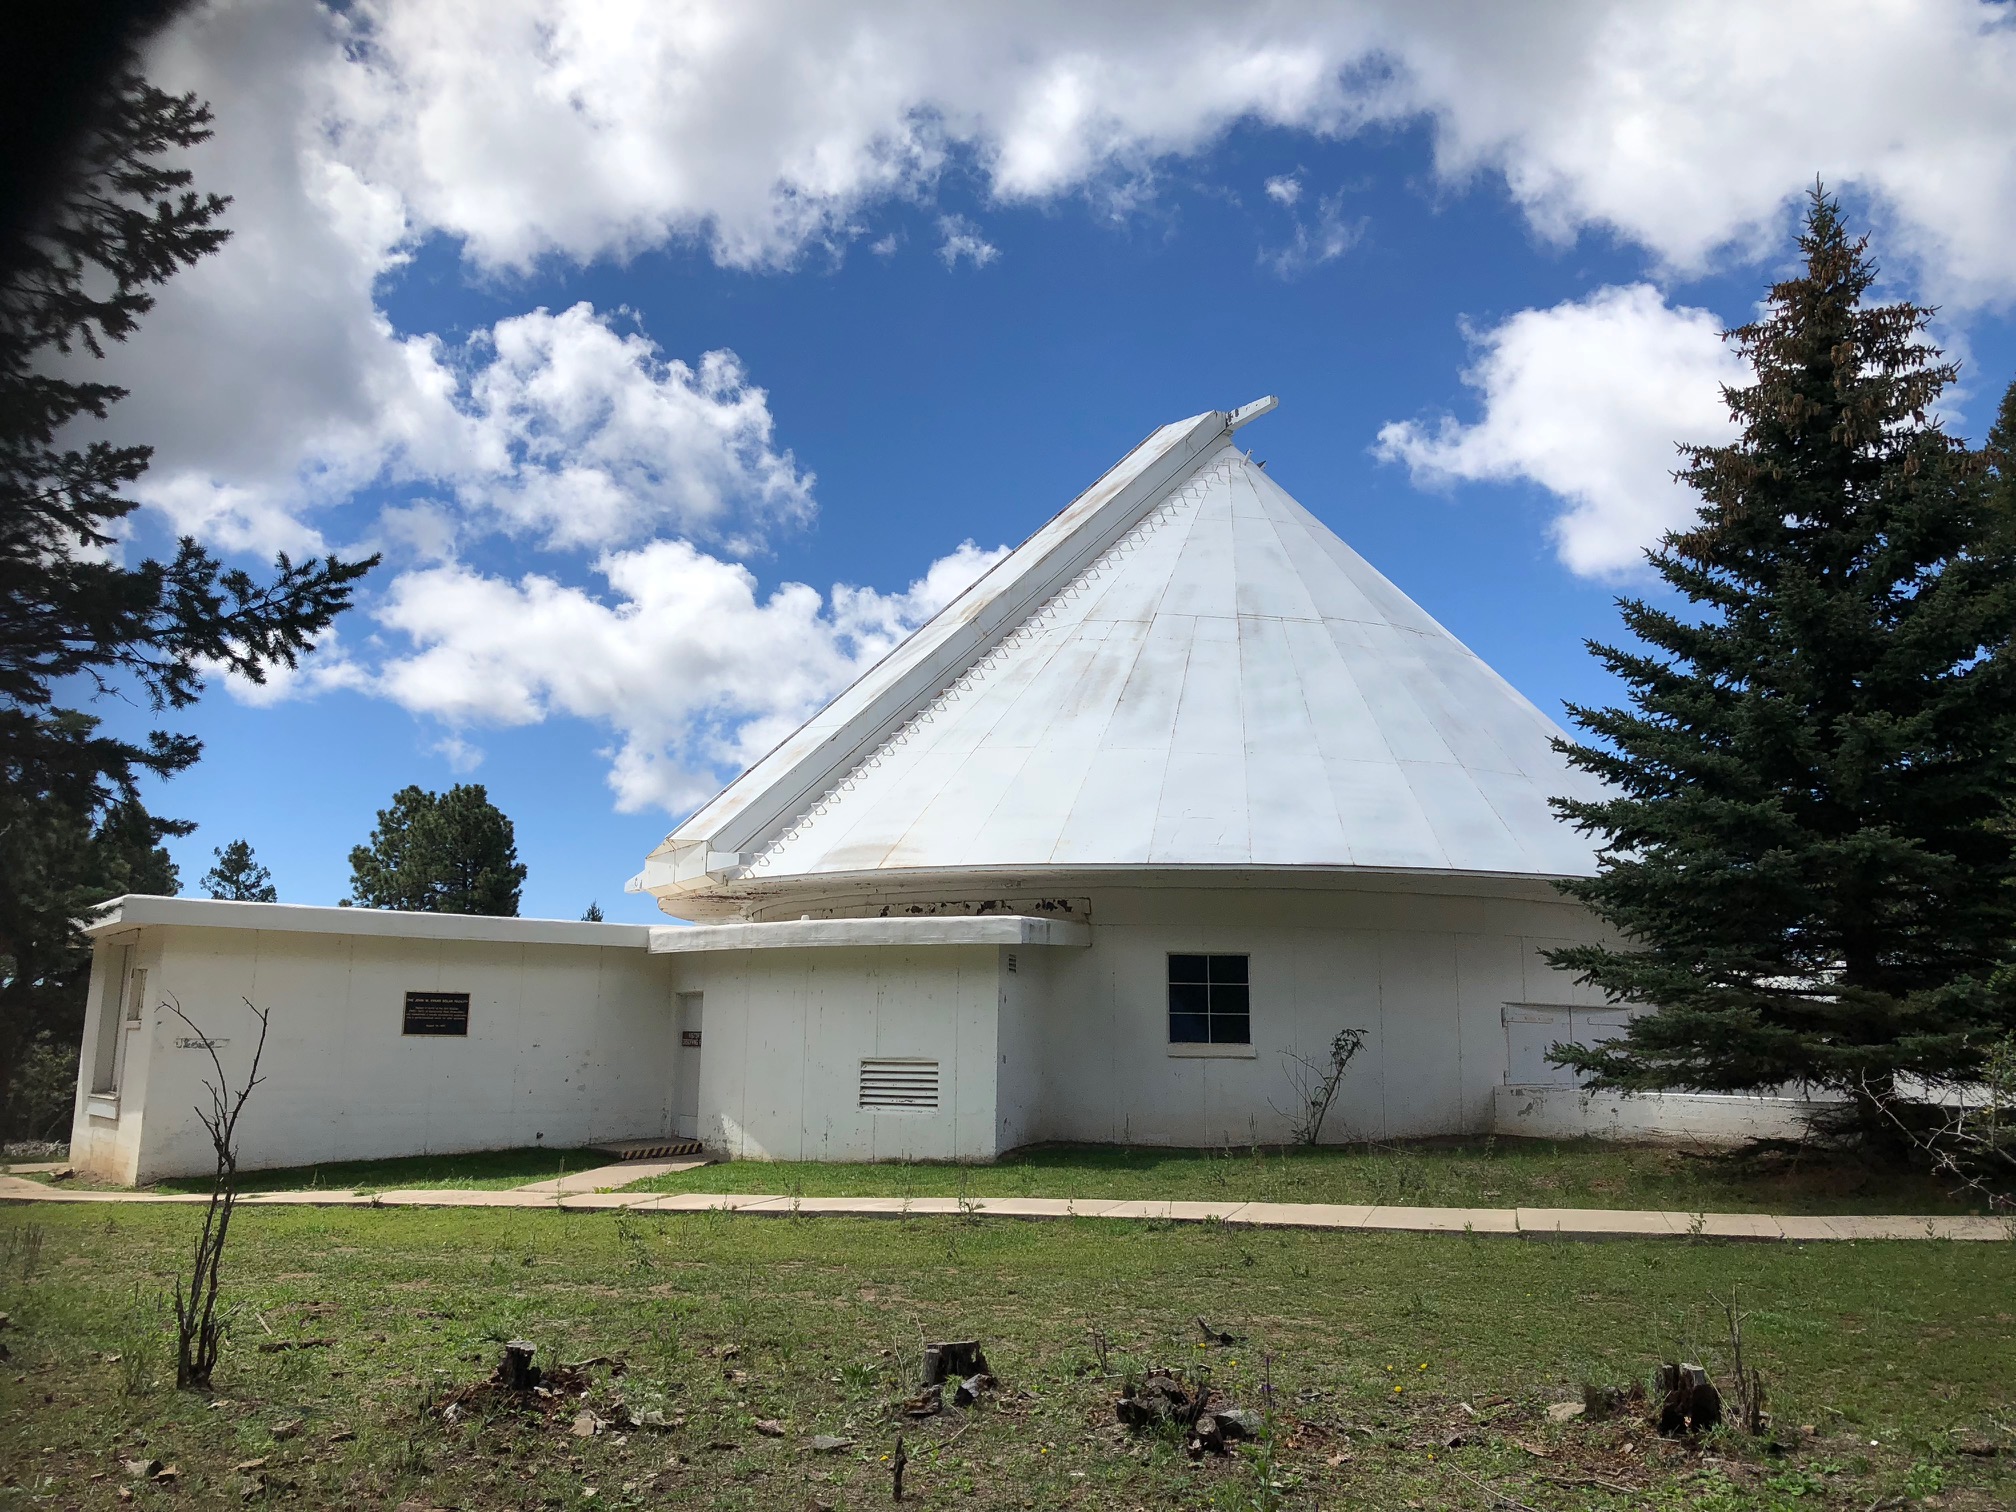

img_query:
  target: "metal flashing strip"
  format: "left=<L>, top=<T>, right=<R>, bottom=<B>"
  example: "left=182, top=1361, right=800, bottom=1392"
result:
left=647, top=913, right=1091, bottom=953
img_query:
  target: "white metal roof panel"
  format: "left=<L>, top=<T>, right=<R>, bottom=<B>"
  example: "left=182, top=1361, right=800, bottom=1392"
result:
left=638, top=403, right=1604, bottom=906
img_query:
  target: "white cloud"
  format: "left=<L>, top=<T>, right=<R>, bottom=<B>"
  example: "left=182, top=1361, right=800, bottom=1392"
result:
left=110, top=1, right=2016, bottom=566
left=452, top=304, right=814, bottom=551
left=317, top=1, right=2016, bottom=302
left=1375, top=284, right=1745, bottom=577
left=431, top=734, right=486, bottom=774
left=353, top=538, right=1009, bottom=813
left=936, top=214, right=1000, bottom=269
left=1261, top=189, right=1363, bottom=277
left=1264, top=174, right=1302, bottom=206
left=1388, top=1, right=2016, bottom=305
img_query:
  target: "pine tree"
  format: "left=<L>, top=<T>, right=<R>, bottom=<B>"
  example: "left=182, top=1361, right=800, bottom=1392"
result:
left=0, top=69, right=374, bottom=812
left=0, top=64, right=374, bottom=1137
left=200, top=838, right=276, bottom=902
left=1549, top=191, right=2016, bottom=1123
left=0, top=757, right=181, bottom=1135
left=348, top=784, right=526, bottom=917
left=581, top=902, right=605, bottom=922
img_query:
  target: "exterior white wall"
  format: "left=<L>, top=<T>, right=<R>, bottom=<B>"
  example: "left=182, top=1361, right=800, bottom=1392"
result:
left=1009, top=882, right=1612, bottom=1149
left=995, top=944, right=1046, bottom=1152
left=1492, top=1085, right=1827, bottom=1144
left=68, top=880, right=1636, bottom=1183
left=668, top=944, right=1003, bottom=1162
left=69, top=931, right=157, bottom=1184
left=71, top=923, right=677, bottom=1184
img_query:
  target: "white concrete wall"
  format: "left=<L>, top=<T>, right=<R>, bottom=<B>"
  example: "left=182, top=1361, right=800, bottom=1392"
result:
left=69, top=931, right=157, bottom=1183
left=1014, top=882, right=1611, bottom=1148
left=1492, top=1085, right=1828, bottom=1144
left=71, top=924, right=677, bottom=1184
left=668, top=944, right=1002, bottom=1162
left=67, top=880, right=1628, bottom=1182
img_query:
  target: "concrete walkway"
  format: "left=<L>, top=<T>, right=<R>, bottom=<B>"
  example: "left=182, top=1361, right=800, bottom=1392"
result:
left=511, top=1158, right=711, bottom=1194
left=0, top=1168, right=2006, bottom=1241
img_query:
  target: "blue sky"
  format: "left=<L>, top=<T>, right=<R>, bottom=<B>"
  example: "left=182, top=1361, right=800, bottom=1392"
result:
left=88, top=2, right=2016, bottom=920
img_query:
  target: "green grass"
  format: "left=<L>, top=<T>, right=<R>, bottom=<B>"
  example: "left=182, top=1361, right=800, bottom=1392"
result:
left=0, top=1202, right=2009, bottom=1510
left=627, top=1137, right=1984, bottom=1215
left=143, top=1145, right=605, bottom=1195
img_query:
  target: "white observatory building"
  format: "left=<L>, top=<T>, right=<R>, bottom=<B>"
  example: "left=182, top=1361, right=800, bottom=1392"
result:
left=72, top=401, right=1777, bottom=1186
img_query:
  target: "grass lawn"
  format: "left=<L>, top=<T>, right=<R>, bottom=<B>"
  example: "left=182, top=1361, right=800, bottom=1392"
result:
left=1, top=1203, right=2010, bottom=1510
left=625, top=1138, right=1984, bottom=1215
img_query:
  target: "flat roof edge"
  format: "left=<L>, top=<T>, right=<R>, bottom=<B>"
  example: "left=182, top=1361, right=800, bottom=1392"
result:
left=80, top=895, right=655, bottom=949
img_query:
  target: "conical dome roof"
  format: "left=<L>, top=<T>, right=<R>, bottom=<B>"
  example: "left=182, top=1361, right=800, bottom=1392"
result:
left=635, top=402, right=1604, bottom=911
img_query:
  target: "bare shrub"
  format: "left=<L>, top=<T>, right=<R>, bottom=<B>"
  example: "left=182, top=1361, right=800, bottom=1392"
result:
left=1274, top=1028, right=1366, bottom=1146
left=1861, top=1036, right=2016, bottom=1213
left=164, top=995, right=270, bottom=1391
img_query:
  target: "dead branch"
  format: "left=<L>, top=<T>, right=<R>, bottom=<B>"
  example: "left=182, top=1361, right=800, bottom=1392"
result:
left=165, top=995, right=271, bottom=1391
left=1858, top=1047, right=2016, bottom=1212
left=1715, top=1287, right=1768, bottom=1435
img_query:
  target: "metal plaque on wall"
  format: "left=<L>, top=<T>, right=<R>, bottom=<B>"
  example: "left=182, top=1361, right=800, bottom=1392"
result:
left=403, top=990, right=471, bottom=1036
left=681, top=1030, right=702, bottom=1048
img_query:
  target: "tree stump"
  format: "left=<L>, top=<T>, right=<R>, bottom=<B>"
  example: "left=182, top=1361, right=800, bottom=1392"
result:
left=499, top=1340, right=540, bottom=1392
left=920, top=1341, right=991, bottom=1387
left=1653, top=1362, right=1721, bottom=1435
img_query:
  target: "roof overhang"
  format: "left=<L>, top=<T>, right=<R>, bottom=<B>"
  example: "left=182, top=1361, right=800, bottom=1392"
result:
left=80, top=895, right=654, bottom=949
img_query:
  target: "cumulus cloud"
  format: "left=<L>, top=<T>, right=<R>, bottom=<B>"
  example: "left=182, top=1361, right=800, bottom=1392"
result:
left=1375, top=285, right=1745, bottom=577
left=316, top=0, right=2016, bottom=300
left=355, top=538, right=1009, bottom=813
left=115, top=1, right=2016, bottom=560
left=451, top=304, right=814, bottom=551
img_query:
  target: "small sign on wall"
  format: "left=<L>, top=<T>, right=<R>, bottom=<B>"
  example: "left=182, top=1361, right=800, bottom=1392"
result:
left=681, top=1030, right=702, bottom=1048
left=403, top=990, right=470, bottom=1036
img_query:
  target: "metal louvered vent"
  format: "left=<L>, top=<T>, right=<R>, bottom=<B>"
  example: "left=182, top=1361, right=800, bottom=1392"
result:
left=860, top=1057, right=940, bottom=1111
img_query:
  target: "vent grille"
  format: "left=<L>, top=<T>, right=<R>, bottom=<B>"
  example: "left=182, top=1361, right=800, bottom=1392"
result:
left=860, top=1057, right=940, bottom=1111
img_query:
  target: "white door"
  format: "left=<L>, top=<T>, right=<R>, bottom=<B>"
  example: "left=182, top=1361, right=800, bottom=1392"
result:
left=673, top=992, right=703, bottom=1139
left=1503, top=1006, right=1575, bottom=1086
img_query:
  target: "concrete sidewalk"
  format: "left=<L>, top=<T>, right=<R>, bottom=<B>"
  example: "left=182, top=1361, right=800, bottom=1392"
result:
left=0, top=1171, right=2006, bottom=1241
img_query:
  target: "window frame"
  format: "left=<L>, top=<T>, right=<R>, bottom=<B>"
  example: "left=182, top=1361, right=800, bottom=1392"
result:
left=1166, top=952, right=1253, bottom=1051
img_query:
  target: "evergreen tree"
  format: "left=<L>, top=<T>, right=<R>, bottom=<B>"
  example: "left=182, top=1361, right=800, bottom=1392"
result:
left=200, top=838, right=276, bottom=902
left=0, top=63, right=373, bottom=1137
left=581, top=901, right=605, bottom=922
left=1549, top=191, right=2016, bottom=1123
left=348, top=784, right=526, bottom=917
left=0, top=754, right=180, bottom=1135
left=0, top=69, right=374, bottom=813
